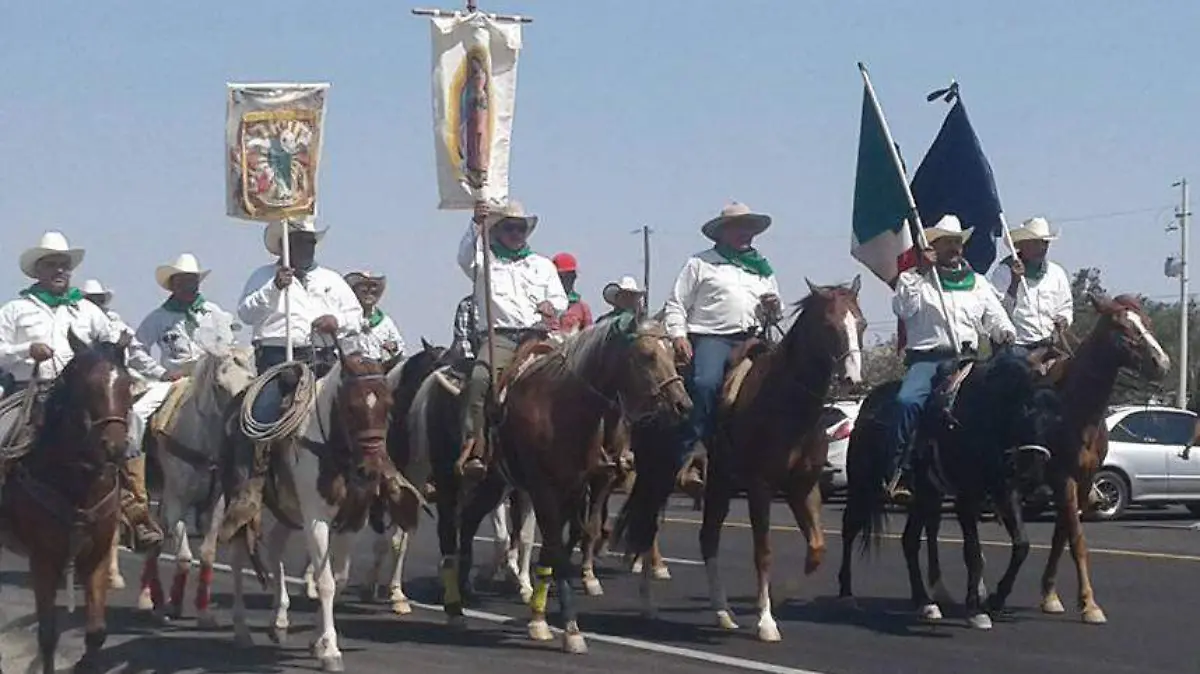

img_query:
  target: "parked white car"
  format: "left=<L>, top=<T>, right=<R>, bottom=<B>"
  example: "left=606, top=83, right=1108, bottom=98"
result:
left=821, top=399, right=862, bottom=497
left=1089, top=405, right=1200, bottom=520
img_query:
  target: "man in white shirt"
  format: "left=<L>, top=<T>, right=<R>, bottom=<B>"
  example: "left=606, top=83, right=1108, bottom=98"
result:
left=989, top=217, right=1073, bottom=351
left=885, top=215, right=1017, bottom=502
left=663, top=202, right=782, bottom=494
left=456, top=199, right=568, bottom=481
left=238, top=218, right=362, bottom=423
left=344, top=271, right=405, bottom=364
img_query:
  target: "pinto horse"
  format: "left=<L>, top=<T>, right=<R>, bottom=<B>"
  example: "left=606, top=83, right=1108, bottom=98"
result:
left=837, top=345, right=1063, bottom=630
left=0, top=332, right=133, bottom=674
left=1036, top=294, right=1169, bottom=624
left=700, top=278, right=865, bottom=642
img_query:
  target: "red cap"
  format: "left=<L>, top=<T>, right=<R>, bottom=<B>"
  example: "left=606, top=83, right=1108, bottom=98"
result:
left=552, top=253, right=578, bottom=273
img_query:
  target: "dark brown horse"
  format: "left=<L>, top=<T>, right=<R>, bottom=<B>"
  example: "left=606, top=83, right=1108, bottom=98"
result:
left=1037, top=294, right=1169, bottom=624
left=701, top=277, right=864, bottom=643
left=0, top=332, right=133, bottom=674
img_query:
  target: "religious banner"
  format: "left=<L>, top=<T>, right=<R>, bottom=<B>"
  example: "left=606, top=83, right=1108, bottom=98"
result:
left=225, top=83, right=329, bottom=222
left=429, top=13, right=522, bottom=209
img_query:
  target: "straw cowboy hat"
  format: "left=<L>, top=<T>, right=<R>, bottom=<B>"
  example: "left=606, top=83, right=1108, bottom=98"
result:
left=155, top=253, right=211, bottom=291
left=19, top=231, right=85, bottom=279
left=924, top=214, right=974, bottom=244
left=1010, top=216, right=1059, bottom=244
left=485, top=199, right=539, bottom=233
left=701, top=201, right=772, bottom=242
left=344, top=271, right=387, bottom=292
left=602, top=275, right=646, bottom=306
left=264, top=217, right=328, bottom=256
left=80, top=279, right=112, bottom=300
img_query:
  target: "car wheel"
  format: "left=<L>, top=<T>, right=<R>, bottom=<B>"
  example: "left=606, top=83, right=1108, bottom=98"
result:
left=1088, top=470, right=1129, bottom=521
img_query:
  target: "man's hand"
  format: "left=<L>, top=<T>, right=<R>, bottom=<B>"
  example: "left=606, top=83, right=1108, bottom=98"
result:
left=162, top=371, right=185, bottom=382
left=1053, top=316, right=1070, bottom=332
left=29, top=343, right=53, bottom=363
left=1006, top=256, right=1026, bottom=278
left=919, top=247, right=936, bottom=270
left=473, top=201, right=490, bottom=230
left=383, top=340, right=400, bottom=355
left=535, top=301, right=556, bottom=319
left=312, top=315, right=339, bottom=335
left=274, top=266, right=294, bottom=290
left=672, top=337, right=693, bottom=364
left=759, top=293, right=782, bottom=318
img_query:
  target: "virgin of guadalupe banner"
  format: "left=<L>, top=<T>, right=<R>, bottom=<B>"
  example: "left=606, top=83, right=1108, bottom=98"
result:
left=225, top=83, right=329, bottom=222
left=429, top=14, right=522, bottom=210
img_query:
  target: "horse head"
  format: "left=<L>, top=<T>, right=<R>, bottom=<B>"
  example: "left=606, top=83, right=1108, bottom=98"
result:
left=976, top=349, right=1064, bottom=493
left=1086, top=293, right=1171, bottom=381
left=791, top=274, right=866, bottom=386
left=49, top=330, right=134, bottom=463
left=214, top=346, right=257, bottom=399
left=608, top=316, right=692, bottom=426
left=336, top=352, right=393, bottom=459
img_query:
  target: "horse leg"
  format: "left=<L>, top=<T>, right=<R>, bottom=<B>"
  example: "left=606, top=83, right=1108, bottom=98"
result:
left=486, top=492, right=512, bottom=582
left=265, top=520, right=292, bottom=645
left=330, top=531, right=354, bottom=602
left=195, top=494, right=224, bottom=629
left=107, top=526, right=125, bottom=589
left=785, top=473, right=826, bottom=576
left=1065, top=476, right=1105, bottom=623
left=956, top=498, right=992, bottom=630
left=836, top=485, right=865, bottom=606
left=528, top=487, right=586, bottom=655
left=300, top=515, right=344, bottom=672
left=230, top=537, right=253, bottom=647
left=903, top=494, right=940, bottom=621
left=1039, top=479, right=1071, bottom=615
left=303, top=560, right=319, bottom=600
left=986, top=487, right=1030, bottom=614
left=513, top=490, right=537, bottom=604
left=457, top=473, right=508, bottom=605
left=387, top=528, right=412, bottom=615
left=747, top=480, right=781, bottom=642
left=32, top=557, right=61, bottom=674
left=649, top=532, right=670, bottom=580
left=74, top=550, right=111, bottom=674
left=436, top=486, right=467, bottom=627
left=700, top=473, right=739, bottom=630
left=580, top=476, right=607, bottom=597
left=166, top=519, right=193, bottom=620
left=924, top=501, right=953, bottom=606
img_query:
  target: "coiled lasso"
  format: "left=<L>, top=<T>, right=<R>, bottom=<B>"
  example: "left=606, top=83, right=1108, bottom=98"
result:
left=239, top=360, right=318, bottom=443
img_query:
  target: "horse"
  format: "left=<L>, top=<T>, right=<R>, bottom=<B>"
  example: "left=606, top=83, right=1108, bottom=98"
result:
left=450, top=315, right=691, bottom=654
left=1036, top=293, right=1170, bottom=624
left=699, top=277, right=865, bottom=642
left=837, top=343, right=1064, bottom=630
left=133, top=345, right=256, bottom=624
left=0, top=332, right=133, bottom=674
left=222, top=349, right=401, bottom=672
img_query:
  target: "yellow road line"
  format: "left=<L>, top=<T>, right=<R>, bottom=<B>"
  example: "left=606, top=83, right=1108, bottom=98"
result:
left=661, top=516, right=1200, bottom=563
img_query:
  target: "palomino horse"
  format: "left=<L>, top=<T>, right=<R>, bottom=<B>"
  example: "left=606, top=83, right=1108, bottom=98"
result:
left=701, top=278, right=864, bottom=642
left=222, top=351, right=402, bottom=672
left=837, top=346, right=1063, bottom=630
left=0, top=333, right=133, bottom=674
left=455, top=315, right=691, bottom=654
left=134, top=345, right=255, bottom=623
left=1036, top=294, right=1169, bottom=624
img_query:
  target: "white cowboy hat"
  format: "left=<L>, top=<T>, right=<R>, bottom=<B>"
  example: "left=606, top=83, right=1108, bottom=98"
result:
left=701, top=201, right=772, bottom=242
left=484, top=199, right=539, bottom=234
left=264, top=217, right=329, bottom=256
left=80, top=279, right=111, bottom=298
left=1010, top=216, right=1059, bottom=243
left=344, top=271, right=387, bottom=292
left=155, top=253, right=211, bottom=291
left=602, top=275, right=646, bottom=306
left=924, top=214, right=974, bottom=244
left=19, top=231, right=85, bottom=279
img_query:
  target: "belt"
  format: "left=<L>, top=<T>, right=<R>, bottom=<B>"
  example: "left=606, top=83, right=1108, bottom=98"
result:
left=253, top=344, right=335, bottom=357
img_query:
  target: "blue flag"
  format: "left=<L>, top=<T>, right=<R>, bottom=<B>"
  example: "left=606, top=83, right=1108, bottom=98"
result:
left=910, top=92, right=1005, bottom=274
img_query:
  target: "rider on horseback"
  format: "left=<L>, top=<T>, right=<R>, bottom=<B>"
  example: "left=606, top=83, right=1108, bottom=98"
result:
left=597, top=276, right=645, bottom=323
left=663, top=202, right=782, bottom=497
left=345, top=271, right=406, bottom=363
left=989, top=217, right=1073, bottom=353
left=550, top=253, right=593, bottom=337
left=456, top=199, right=568, bottom=483
left=884, top=215, right=1016, bottom=503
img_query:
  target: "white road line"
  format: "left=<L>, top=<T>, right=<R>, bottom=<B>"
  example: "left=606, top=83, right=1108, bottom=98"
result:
left=471, top=534, right=704, bottom=567
left=131, top=549, right=831, bottom=674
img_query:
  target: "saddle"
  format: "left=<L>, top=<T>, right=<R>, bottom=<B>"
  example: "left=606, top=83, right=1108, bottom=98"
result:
left=928, top=356, right=976, bottom=428
left=718, top=337, right=770, bottom=412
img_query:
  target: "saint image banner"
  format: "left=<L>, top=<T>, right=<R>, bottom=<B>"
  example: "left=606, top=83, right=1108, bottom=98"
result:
left=429, top=13, right=522, bottom=210
left=225, top=83, right=329, bottom=222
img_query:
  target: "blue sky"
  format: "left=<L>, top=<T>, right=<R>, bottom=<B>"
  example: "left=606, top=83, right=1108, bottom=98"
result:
left=2, top=1, right=1197, bottom=346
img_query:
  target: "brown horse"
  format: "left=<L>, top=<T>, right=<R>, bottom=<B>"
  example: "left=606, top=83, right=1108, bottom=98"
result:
left=1037, top=294, right=1169, bottom=624
left=701, top=277, right=864, bottom=642
left=0, top=332, right=133, bottom=674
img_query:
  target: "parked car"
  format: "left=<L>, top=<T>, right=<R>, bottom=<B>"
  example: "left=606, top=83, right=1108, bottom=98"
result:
left=821, top=399, right=863, bottom=498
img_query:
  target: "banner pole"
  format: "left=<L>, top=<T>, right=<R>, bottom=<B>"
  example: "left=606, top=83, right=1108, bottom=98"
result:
left=280, top=220, right=294, bottom=363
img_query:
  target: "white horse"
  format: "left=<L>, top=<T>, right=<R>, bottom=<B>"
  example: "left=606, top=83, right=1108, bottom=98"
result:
left=132, top=344, right=255, bottom=623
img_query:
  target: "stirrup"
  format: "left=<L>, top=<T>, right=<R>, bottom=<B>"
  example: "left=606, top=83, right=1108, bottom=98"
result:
left=884, top=474, right=912, bottom=504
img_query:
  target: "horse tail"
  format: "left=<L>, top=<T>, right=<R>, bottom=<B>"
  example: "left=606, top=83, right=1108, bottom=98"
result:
left=844, top=381, right=900, bottom=556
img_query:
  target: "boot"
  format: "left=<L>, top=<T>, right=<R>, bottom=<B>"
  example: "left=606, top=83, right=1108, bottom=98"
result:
left=120, top=454, right=163, bottom=551
left=456, top=437, right=487, bottom=484
left=883, top=470, right=913, bottom=505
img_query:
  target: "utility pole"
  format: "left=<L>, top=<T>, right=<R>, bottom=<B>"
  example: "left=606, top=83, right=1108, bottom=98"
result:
left=1176, top=179, right=1191, bottom=408
left=632, top=225, right=652, bottom=312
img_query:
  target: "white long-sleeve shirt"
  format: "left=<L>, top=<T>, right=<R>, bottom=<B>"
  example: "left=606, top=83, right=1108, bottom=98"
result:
left=237, top=264, right=362, bottom=348
left=360, top=311, right=406, bottom=361
left=989, top=260, right=1074, bottom=345
left=135, top=299, right=225, bottom=377
left=893, top=269, right=1016, bottom=354
left=104, top=308, right=166, bottom=381
left=456, top=224, right=569, bottom=331
left=0, top=294, right=122, bottom=383
left=663, top=248, right=781, bottom=339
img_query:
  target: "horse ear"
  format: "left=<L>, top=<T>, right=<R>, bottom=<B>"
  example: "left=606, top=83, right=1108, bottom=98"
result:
left=68, top=329, right=87, bottom=355
left=849, top=274, right=862, bottom=295
left=421, top=337, right=434, bottom=352
left=116, top=330, right=133, bottom=351
left=805, top=277, right=819, bottom=295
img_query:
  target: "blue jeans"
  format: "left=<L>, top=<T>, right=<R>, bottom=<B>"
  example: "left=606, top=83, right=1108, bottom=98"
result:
left=679, top=334, right=747, bottom=466
left=883, top=359, right=948, bottom=480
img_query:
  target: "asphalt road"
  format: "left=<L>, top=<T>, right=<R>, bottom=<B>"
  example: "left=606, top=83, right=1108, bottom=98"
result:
left=1, top=498, right=1197, bottom=674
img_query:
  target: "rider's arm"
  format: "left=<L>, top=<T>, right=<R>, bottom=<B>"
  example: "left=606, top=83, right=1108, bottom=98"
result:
left=457, top=222, right=483, bottom=280
left=891, top=270, right=924, bottom=320
left=663, top=258, right=700, bottom=339
left=540, top=258, right=569, bottom=314
left=990, top=263, right=1018, bottom=311
left=237, top=265, right=280, bottom=327
left=0, top=302, right=33, bottom=370
left=379, top=315, right=406, bottom=358
left=327, top=273, right=364, bottom=338
left=1050, top=266, right=1074, bottom=327
left=976, top=277, right=1017, bottom=344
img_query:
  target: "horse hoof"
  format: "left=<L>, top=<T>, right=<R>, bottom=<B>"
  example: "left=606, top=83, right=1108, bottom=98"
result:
left=268, top=626, right=288, bottom=645
left=1040, top=595, right=1066, bottom=614
left=715, top=610, right=739, bottom=630
left=392, top=599, right=413, bottom=615
left=919, top=603, right=943, bottom=622
left=835, top=595, right=860, bottom=612
left=234, top=630, right=254, bottom=648
left=305, top=581, right=319, bottom=601
left=562, top=632, right=588, bottom=655
left=447, top=614, right=468, bottom=630
left=321, top=654, right=346, bottom=672
left=137, top=589, right=155, bottom=611
left=109, top=574, right=126, bottom=591
left=197, top=612, right=220, bottom=630
left=630, top=558, right=644, bottom=574
left=652, top=565, right=671, bottom=581
left=73, top=654, right=100, bottom=674
left=967, top=613, right=993, bottom=630
left=529, top=619, right=554, bottom=642
left=757, top=621, right=782, bottom=643
left=519, top=586, right=534, bottom=605
left=1082, top=607, right=1108, bottom=625
left=583, top=578, right=604, bottom=597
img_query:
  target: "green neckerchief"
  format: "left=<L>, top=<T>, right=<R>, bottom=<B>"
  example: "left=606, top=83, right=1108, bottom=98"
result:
left=598, top=307, right=634, bottom=323
left=21, top=285, right=83, bottom=308
left=713, top=243, right=774, bottom=277
left=1001, top=255, right=1047, bottom=282
left=935, top=262, right=977, bottom=292
left=490, top=241, right=532, bottom=261
left=567, top=291, right=581, bottom=304
left=162, top=294, right=209, bottom=328
left=368, top=307, right=385, bottom=328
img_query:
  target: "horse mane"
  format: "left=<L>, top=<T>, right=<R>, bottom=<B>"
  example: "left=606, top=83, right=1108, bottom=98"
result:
left=42, top=338, right=128, bottom=437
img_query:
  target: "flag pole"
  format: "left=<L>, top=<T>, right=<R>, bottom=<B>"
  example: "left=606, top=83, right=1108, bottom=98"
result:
left=280, top=220, right=294, bottom=362
left=858, top=62, right=962, bottom=356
